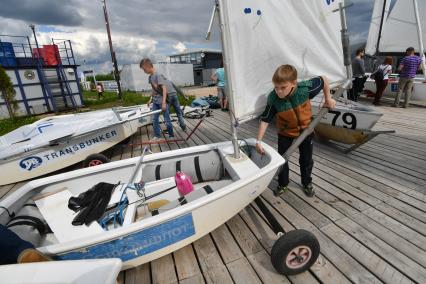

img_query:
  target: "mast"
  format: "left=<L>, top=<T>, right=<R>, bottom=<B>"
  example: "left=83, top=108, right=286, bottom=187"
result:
left=413, top=0, right=426, bottom=80
left=337, top=1, right=352, bottom=84
left=376, top=0, right=388, bottom=55
left=102, top=0, right=123, bottom=99
left=216, top=0, right=240, bottom=158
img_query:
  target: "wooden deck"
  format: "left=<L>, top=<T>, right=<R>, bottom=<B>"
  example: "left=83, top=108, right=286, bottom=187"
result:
left=1, top=99, right=425, bottom=283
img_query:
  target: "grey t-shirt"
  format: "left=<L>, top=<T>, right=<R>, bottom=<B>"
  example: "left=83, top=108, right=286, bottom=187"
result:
left=148, top=72, right=177, bottom=104
left=352, top=57, right=365, bottom=77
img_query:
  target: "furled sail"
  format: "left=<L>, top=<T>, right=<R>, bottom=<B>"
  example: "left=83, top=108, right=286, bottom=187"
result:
left=365, top=0, right=391, bottom=55
left=366, top=0, right=426, bottom=55
left=217, top=0, right=346, bottom=121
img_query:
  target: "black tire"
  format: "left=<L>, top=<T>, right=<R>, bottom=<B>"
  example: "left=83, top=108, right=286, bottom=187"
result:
left=271, top=229, right=320, bottom=275
left=83, top=153, right=110, bottom=168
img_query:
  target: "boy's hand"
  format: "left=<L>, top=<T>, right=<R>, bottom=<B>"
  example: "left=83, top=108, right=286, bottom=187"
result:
left=161, top=102, right=167, bottom=111
left=324, top=98, right=336, bottom=109
left=256, top=143, right=265, bottom=155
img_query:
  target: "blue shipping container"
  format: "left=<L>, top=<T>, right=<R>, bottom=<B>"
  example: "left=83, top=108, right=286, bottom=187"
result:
left=0, top=42, right=17, bottom=67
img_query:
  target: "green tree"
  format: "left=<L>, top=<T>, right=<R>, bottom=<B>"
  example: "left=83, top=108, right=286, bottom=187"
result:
left=0, top=66, right=18, bottom=118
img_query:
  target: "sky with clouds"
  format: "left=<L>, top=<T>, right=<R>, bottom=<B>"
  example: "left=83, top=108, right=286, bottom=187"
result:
left=0, top=0, right=374, bottom=73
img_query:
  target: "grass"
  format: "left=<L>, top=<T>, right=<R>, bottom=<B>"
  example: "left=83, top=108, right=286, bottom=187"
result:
left=0, top=116, right=38, bottom=136
left=0, top=90, right=196, bottom=134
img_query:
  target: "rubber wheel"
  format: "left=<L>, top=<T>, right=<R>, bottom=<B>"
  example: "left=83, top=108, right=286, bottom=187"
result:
left=271, top=229, right=320, bottom=275
left=83, top=153, right=110, bottom=168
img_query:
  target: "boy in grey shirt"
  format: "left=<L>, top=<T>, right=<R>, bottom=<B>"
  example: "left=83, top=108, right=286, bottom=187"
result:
left=140, top=58, right=175, bottom=139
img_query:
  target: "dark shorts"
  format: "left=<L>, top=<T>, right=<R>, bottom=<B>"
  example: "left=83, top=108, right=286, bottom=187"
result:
left=217, top=87, right=226, bottom=99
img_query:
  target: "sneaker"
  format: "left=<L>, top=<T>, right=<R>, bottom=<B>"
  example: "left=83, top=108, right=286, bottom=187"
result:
left=168, top=135, right=175, bottom=139
left=273, top=185, right=289, bottom=196
left=303, top=183, right=315, bottom=197
left=181, top=126, right=187, bottom=132
left=151, top=136, right=162, bottom=142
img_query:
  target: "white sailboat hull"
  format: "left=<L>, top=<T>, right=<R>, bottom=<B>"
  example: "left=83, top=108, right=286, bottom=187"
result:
left=0, top=259, right=122, bottom=284
left=311, top=95, right=383, bottom=131
left=0, top=140, right=284, bottom=270
left=0, top=106, right=153, bottom=186
left=364, top=76, right=426, bottom=102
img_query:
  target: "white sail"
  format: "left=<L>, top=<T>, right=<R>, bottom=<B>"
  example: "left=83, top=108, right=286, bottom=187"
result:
left=366, top=0, right=426, bottom=54
left=218, top=0, right=346, bottom=121
left=365, top=0, right=391, bottom=55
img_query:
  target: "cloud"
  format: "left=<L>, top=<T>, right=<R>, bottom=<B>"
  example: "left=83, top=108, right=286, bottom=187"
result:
left=173, top=42, right=187, bottom=53
left=0, top=0, right=83, bottom=26
left=0, top=0, right=374, bottom=73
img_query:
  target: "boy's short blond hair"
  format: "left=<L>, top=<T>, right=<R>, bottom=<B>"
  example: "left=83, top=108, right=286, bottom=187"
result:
left=272, top=65, right=297, bottom=84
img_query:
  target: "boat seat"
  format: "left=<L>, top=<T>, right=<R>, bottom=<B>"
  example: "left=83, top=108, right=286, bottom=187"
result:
left=142, top=150, right=223, bottom=184
left=151, top=179, right=233, bottom=216
left=33, top=188, right=103, bottom=243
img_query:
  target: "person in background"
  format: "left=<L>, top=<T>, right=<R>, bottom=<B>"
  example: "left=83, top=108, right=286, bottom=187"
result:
left=96, top=82, right=105, bottom=99
left=255, top=65, right=336, bottom=197
left=394, top=47, right=423, bottom=108
left=350, top=48, right=367, bottom=101
left=211, top=64, right=228, bottom=111
left=140, top=58, right=174, bottom=140
left=372, top=56, right=393, bottom=106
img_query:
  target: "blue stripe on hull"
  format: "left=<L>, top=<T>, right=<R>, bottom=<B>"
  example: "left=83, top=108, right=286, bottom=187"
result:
left=57, top=213, right=195, bottom=262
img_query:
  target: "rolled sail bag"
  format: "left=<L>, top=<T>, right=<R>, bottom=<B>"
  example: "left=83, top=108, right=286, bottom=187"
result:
left=142, top=150, right=223, bottom=183
left=6, top=200, right=50, bottom=247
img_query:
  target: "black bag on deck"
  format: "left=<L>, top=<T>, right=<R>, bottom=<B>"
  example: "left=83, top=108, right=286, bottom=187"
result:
left=68, top=182, right=116, bottom=226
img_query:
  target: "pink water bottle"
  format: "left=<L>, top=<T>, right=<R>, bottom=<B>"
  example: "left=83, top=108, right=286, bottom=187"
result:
left=175, top=171, right=194, bottom=196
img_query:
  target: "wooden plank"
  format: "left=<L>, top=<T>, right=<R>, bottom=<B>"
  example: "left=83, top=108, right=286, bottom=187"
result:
left=357, top=142, right=426, bottom=173
left=0, top=184, right=15, bottom=200
left=173, top=245, right=202, bottom=281
left=226, top=214, right=264, bottom=256
left=210, top=224, right=244, bottom=264
left=321, top=222, right=414, bottom=284
left=335, top=217, right=426, bottom=283
left=151, top=254, right=178, bottom=284
left=239, top=205, right=284, bottom=250
left=0, top=182, right=25, bottom=201
left=279, top=190, right=332, bottom=229
left=261, top=189, right=383, bottom=284
left=125, top=264, right=151, bottom=284
left=192, top=234, right=234, bottom=284
left=348, top=212, right=426, bottom=267
left=361, top=208, right=426, bottom=251
left=226, top=257, right=262, bottom=284
left=179, top=274, right=205, bottom=284
left=373, top=203, right=426, bottom=237
left=284, top=179, right=348, bottom=221
left=246, top=250, right=292, bottom=284
left=312, top=156, right=426, bottom=213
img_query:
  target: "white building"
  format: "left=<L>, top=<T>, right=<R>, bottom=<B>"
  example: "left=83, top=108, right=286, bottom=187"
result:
left=120, top=63, right=194, bottom=92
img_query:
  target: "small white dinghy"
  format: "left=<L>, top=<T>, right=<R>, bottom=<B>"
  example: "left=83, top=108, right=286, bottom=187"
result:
left=0, top=140, right=285, bottom=270
left=0, top=105, right=158, bottom=185
left=0, top=258, right=122, bottom=284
